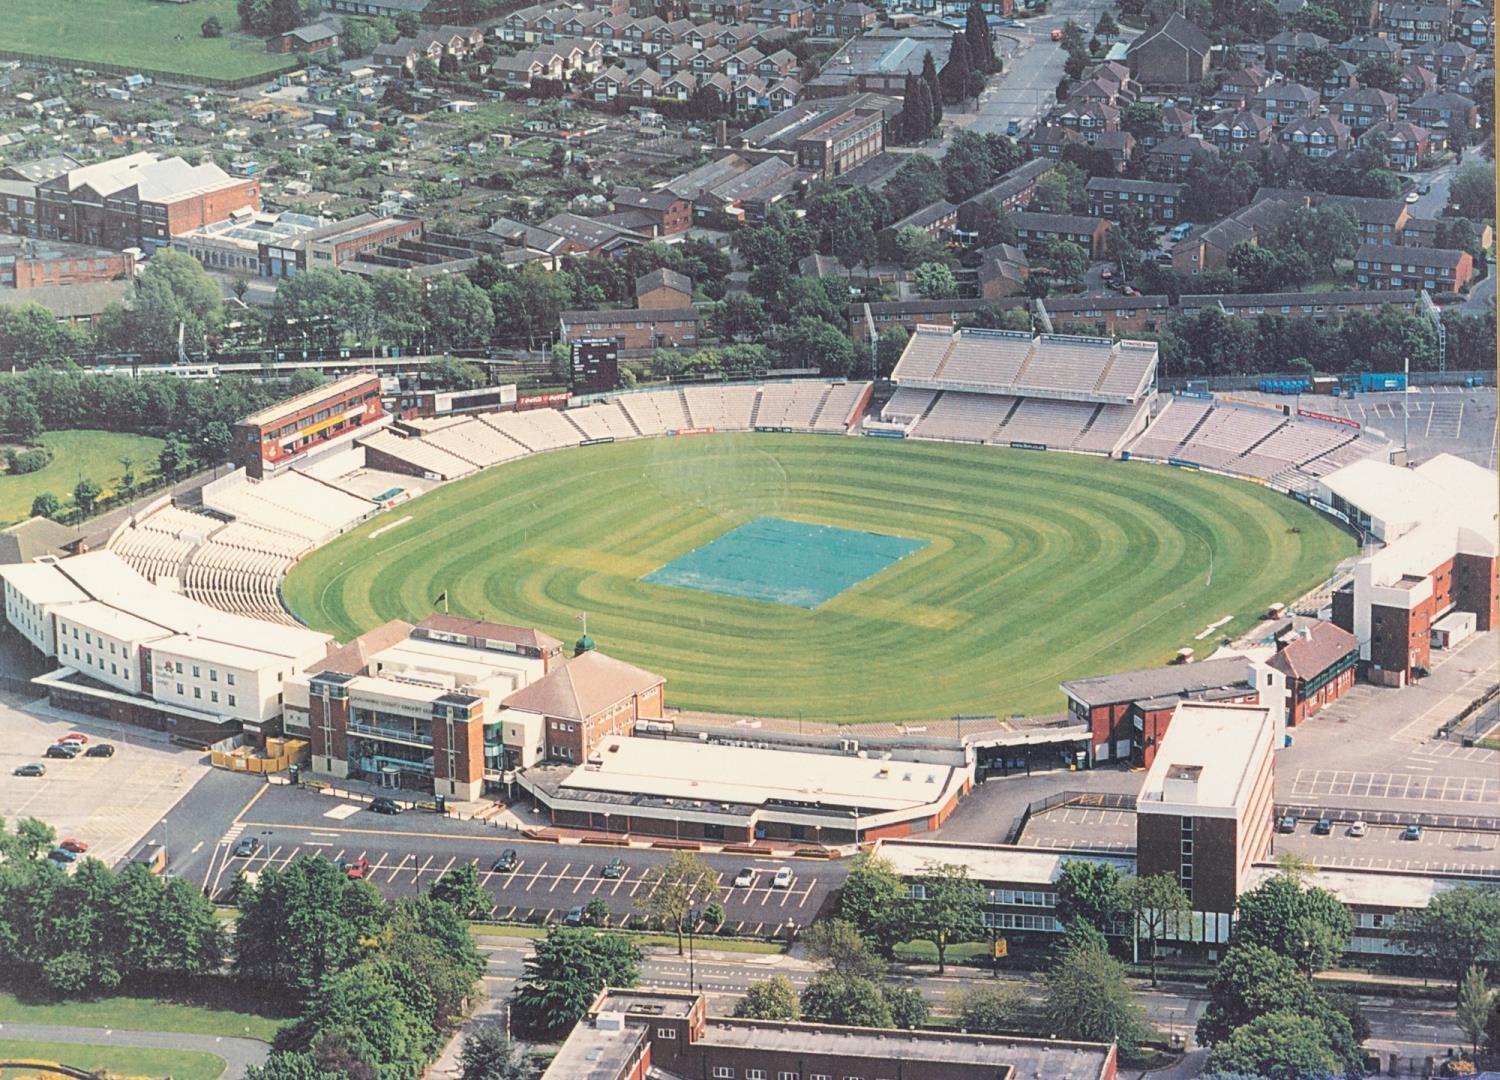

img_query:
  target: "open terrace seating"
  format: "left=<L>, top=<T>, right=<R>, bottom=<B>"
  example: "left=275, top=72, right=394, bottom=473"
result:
left=482, top=407, right=582, bottom=452
left=996, top=397, right=1100, bottom=447
left=881, top=386, right=938, bottom=425
left=357, top=429, right=477, bottom=481
left=755, top=381, right=828, bottom=430
left=813, top=382, right=871, bottom=433
left=910, top=391, right=1016, bottom=443
left=564, top=401, right=641, bottom=441
left=1073, top=400, right=1149, bottom=454
left=682, top=384, right=759, bottom=431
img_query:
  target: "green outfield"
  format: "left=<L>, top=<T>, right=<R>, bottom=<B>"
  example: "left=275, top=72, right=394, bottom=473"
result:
left=0, top=0, right=292, bottom=80
left=283, top=435, right=1354, bottom=724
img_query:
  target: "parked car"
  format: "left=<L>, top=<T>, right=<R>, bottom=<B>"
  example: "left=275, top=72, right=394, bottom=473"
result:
left=60, top=732, right=88, bottom=744
left=60, top=838, right=89, bottom=853
left=1417, top=182, right=1431, bottom=194
left=45, top=744, right=79, bottom=760
left=343, top=858, right=371, bottom=879
left=564, top=905, right=586, bottom=926
left=492, top=849, right=519, bottom=873
left=368, top=798, right=401, bottom=815
left=772, top=866, right=794, bottom=889
left=1313, top=817, right=1333, bottom=835
left=1404, top=191, right=1421, bottom=203
left=1050, top=27, right=1063, bottom=39
left=14, top=764, right=46, bottom=777
left=57, top=739, right=85, bottom=753
left=48, top=847, right=78, bottom=863
left=85, top=743, right=116, bottom=758
left=1402, top=824, right=1423, bottom=841
left=733, top=867, right=757, bottom=888
left=1347, top=820, right=1367, bottom=837
left=601, top=857, right=625, bottom=879
left=234, top=836, right=262, bottom=857
left=1278, top=813, right=1297, bottom=833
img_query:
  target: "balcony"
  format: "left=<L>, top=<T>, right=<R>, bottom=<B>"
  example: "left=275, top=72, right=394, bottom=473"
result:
left=347, top=720, right=432, bottom=748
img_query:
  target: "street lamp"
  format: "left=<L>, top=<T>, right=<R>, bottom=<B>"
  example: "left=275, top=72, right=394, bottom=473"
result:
left=687, top=906, right=699, bottom=992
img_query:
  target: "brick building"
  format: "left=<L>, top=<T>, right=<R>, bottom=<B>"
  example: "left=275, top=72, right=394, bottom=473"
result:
left=1353, top=243, right=1473, bottom=292
left=1266, top=621, right=1360, bottom=725
left=608, top=187, right=694, bottom=237
left=233, top=373, right=386, bottom=479
left=1177, top=288, right=1418, bottom=322
left=0, top=235, right=134, bottom=289
left=1135, top=702, right=1277, bottom=925
left=1126, top=13, right=1211, bottom=88
left=32, top=152, right=258, bottom=253
left=1323, top=454, right=1498, bottom=684
left=1060, top=656, right=1270, bottom=766
left=1085, top=176, right=1185, bottom=224
left=545, top=989, right=1118, bottom=1080
left=500, top=647, right=665, bottom=763
left=1011, top=211, right=1112, bottom=258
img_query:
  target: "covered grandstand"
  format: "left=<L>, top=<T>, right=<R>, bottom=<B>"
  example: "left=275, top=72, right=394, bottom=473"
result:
left=884, top=327, right=1158, bottom=453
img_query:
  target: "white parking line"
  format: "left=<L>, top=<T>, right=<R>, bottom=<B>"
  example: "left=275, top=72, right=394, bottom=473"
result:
left=412, top=855, right=434, bottom=884
left=526, top=861, right=548, bottom=891
left=435, top=855, right=456, bottom=883
left=551, top=863, right=571, bottom=892
left=385, top=853, right=411, bottom=883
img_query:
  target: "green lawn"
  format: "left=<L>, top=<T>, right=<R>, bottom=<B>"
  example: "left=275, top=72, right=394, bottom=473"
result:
left=0, top=429, right=164, bottom=527
left=0, top=991, right=281, bottom=1043
left=0, top=0, right=293, bottom=80
left=0, top=1039, right=226, bottom=1080
left=284, top=435, right=1354, bottom=724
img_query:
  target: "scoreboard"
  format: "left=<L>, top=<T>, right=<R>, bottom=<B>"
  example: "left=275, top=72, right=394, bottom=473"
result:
left=571, top=339, right=619, bottom=395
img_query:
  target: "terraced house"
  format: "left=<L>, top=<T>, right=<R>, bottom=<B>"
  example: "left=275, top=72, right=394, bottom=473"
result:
left=1085, top=176, right=1185, bottom=224
left=1354, top=243, right=1473, bottom=292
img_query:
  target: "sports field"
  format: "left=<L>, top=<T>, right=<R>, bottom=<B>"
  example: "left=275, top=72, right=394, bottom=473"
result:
left=0, top=0, right=292, bottom=81
left=284, top=435, right=1354, bottom=724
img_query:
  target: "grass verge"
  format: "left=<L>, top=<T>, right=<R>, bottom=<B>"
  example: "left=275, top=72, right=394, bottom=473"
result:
left=0, top=1039, right=227, bottom=1080
left=0, top=991, right=282, bottom=1043
left=0, top=429, right=164, bottom=527
left=469, top=923, right=786, bottom=954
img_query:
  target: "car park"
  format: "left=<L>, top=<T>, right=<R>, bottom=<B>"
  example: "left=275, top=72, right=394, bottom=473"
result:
left=1347, top=820, right=1367, bottom=837
left=45, top=744, right=79, bottom=760
left=14, top=764, right=46, bottom=777
left=84, top=743, right=116, bottom=758
left=772, top=866, right=794, bottom=889
left=601, top=857, right=625, bottom=878
left=1402, top=824, right=1423, bottom=841
left=1313, top=817, right=1332, bottom=835
left=1278, top=813, right=1297, bottom=833
left=234, top=836, right=262, bottom=857
left=733, top=867, right=757, bottom=888
left=492, top=850, right=519, bottom=873
left=368, top=798, right=401, bottom=815
left=343, top=858, right=371, bottom=879
left=60, top=838, right=89, bottom=853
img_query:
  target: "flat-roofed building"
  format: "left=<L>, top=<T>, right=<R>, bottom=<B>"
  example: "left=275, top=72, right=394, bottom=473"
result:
left=1, top=559, right=87, bottom=655
left=1322, top=453, right=1498, bottom=683
left=545, top=988, right=1119, bottom=1080
left=526, top=731, right=971, bottom=844
left=233, top=372, right=385, bottom=479
left=1135, top=702, right=1277, bottom=931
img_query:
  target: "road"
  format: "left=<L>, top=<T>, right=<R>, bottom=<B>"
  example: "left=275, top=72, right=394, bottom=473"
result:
left=0, top=1023, right=269, bottom=1080
left=1404, top=156, right=1460, bottom=220
left=468, top=936, right=1468, bottom=1062
left=967, top=0, right=1134, bottom=136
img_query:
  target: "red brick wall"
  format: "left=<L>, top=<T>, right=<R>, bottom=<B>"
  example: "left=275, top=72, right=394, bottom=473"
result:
left=1452, top=552, right=1498, bottom=631
left=1289, top=665, right=1354, bottom=725
left=13, top=250, right=133, bottom=288
left=161, top=179, right=261, bottom=237
left=1370, top=599, right=1432, bottom=676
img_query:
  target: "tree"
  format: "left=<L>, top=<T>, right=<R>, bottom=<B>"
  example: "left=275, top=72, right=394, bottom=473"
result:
left=710, top=293, right=771, bottom=343
left=125, top=250, right=226, bottom=357
left=735, top=976, right=801, bottom=1020
left=201, top=15, right=224, bottom=37
left=875, top=326, right=909, bottom=378
left=339, top=16, right=379, bottom=59
left=943, top=130, right=997, bottom=202
left=158, top=433, right=192, bottom=482
left=941, top=32, right=974, bottom=106
left=11, top=817, right=55, bottom=859
left=883, top=984, right=929, bottom=1029
left=1233, top=874, right=1352, bottom=976
left=1031, top=170, right=1072, bottom=214
left=395, top=10, right=421, bottom=35
left=804, top=918, right=886, bottom=979
left=584, top=897, right=611, bottom=928
left=1041, top=239, right=1087, bottom=284
left=202, top=420, right=234, bottom=464
left=30, top=492, right=60, bottom=520
left=429, top=862, right=490, bottom=919
left=1393, top=886, right=1500, bottom=996
left=1044, top=939, right=1148, bottom=1048
left=952, top=982, right=1024, bottom=1034
left=922, top=50, right=943, bottom=129
left=1094, top=10, right=1119, bottom=40
left=773, top=317, right=855, bottom=376
left=1228, top=242, right=1286, bottom=291
left=885, top=155, right=948, bottom=219
left=1055, top=859, right=1123, bottom=934
left=458, top=1025, right=526, bottom=1080
left=1120, top=873, right=1190, bottom=987
left=838, top=853, right=905, bottom=955
left=1456, top=965, right=1493, bottom=1059
left=369, top=271, right=426, bottom=350
left=899, top=863, right=983, bottom=974
left=72, top=477, right=101, bottom=516
left=799, top=975, right=894, bottom=1027
left=425, top=274, right=494, bottom=349
left=1353, top=57, right=1399, bottom=91
left=1204, top=1011, right=1344, bottom=1080
left=1197, top=944, right=1321, bottom=1047
left=913, top=261, right=959, bottom=300
left=1121, top=101, right=1164, bottom=140
left=513, top=928, right=642, bottom=1039
left=1448, top=162, right=1496, bottom=221
left=282, top=957, right=435, bottom=1079
left=427, top=356, right=487, bottom=391
left=636, top=851, right=722, bottom=956
left=246, top=1053, right=343, bottom=1080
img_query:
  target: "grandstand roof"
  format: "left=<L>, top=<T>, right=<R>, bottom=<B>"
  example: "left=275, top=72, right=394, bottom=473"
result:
left=237, top=372, right=379, bottom=429
left=1060, top=655, right=1253, bottom=707
left=890, top=327, right=1157, bottom=405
